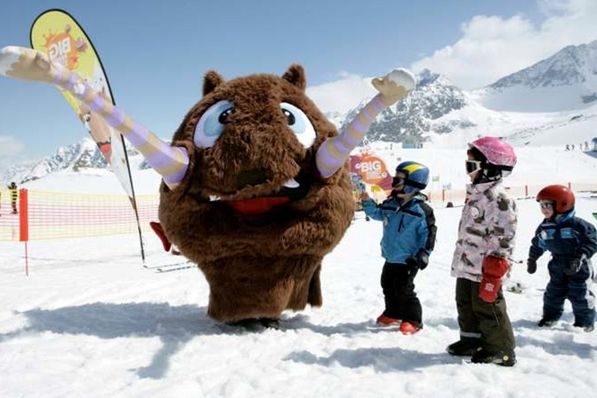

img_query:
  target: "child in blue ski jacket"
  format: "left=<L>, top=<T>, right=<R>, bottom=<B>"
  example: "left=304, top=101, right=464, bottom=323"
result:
left=361, top=161, right=436, bottom=334
left=527, top=185, right=596, bottom=332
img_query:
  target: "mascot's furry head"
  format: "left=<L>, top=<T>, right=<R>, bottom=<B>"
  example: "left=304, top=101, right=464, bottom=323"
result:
left=0, top=46, right=414, bottom=323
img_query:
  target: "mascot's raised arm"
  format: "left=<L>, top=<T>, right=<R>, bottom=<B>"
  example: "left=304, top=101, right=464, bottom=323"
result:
left=0, top=46, right=415, bottom=324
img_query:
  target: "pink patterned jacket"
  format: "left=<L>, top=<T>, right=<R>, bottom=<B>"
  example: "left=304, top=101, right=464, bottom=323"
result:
left=451, top=180, right=518, bottom=282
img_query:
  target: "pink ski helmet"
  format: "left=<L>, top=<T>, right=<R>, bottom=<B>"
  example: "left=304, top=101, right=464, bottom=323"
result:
left=469, top=137, right=517, bottom=169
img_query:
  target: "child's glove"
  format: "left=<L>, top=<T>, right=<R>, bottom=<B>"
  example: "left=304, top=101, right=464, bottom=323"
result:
left=479, top=255, right=510, bottom=303
left=406, top=250, right=429, bottom=270
left=563, top=255, right=585, bottom=276
left=527, top=258, right=537, bottom=274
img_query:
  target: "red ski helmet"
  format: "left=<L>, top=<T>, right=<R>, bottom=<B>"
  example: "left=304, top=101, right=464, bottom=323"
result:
left=536, top=185, right=575, bottom=213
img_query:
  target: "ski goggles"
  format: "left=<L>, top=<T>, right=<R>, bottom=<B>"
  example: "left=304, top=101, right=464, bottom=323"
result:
left=465, top=160, right=483, bottom=174
left=392, top=176, right=405, bottom=187
left=539, top=200, right=554, bottom=209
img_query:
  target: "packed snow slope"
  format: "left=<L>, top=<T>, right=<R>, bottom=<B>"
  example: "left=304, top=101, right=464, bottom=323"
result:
left=0, top=182, right=596, bottom=398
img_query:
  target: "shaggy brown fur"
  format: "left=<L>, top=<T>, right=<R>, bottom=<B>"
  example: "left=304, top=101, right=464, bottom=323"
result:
left=158, top=65, right=354, bottom=322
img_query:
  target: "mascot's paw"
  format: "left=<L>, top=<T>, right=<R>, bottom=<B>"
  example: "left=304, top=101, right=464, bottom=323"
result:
left=0, top=46, right=55, bottom=83
left=371, top=67, right=416, bottom=104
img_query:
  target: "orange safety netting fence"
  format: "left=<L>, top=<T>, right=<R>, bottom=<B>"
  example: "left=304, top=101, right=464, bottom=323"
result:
left=0, top=189, right=159, bottom=242
left=1, top=182, right=596, bottom=243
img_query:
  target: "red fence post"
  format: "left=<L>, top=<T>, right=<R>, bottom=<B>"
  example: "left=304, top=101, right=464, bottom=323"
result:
left=19, top=188, right=28, bottom=241
left=19, top=189, right=29, bottom=276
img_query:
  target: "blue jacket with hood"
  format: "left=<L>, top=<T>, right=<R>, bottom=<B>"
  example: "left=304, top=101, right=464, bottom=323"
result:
left=362, top=192, right=436, bottom=265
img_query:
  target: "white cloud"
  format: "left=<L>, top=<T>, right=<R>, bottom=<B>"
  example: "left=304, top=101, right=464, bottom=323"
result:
left=307, top=72, right=376, bottom=115
left=411, top=0, right=597, bottom=89
left=0, top=135, right=25, bottom=157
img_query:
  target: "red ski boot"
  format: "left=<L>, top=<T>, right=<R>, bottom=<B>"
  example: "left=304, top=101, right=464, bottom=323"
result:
left=399, top=321, right=422, bottom=335
left=376, top=314, right=401, bottom=326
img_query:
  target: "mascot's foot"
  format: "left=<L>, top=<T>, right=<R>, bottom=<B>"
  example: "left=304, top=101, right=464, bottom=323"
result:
left=228, top=318, right=280, bottom=330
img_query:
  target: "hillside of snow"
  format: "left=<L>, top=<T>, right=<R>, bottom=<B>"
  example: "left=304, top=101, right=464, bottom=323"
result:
left=1, top=188, right=595, bottom=397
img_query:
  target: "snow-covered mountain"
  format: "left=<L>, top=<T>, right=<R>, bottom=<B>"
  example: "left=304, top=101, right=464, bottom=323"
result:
left=335, top=40, right=597, bottom=145
left=473, top=40, right=597, bottom=112
left=491, top=40, right=597, bottom=90
left=345, top=70, right=471, bottom=143
left=1, top=137, right=108, bottom=184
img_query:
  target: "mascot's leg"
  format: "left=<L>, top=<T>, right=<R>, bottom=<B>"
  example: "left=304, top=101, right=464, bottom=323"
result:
left=201, top=255, right=323, bottom=322
left=307, top=263, right=323, bottom=307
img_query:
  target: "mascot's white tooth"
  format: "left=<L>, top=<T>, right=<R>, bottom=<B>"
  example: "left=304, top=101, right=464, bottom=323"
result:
left=283, top=178, right=300, bottom=188
left=209, top=195, right=220, bottom=201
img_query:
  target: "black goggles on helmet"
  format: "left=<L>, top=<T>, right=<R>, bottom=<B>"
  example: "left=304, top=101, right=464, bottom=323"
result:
left=465, top=160, right=483, bottom=174
left=392, top=175, right=426, bottom=190
left=392, top=176, right=405, bottom=187
left=466, top=159, right=513, bottom=174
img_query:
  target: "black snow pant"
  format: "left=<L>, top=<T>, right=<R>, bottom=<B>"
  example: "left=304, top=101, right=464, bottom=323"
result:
left=543, top=258, right=595, bottom=326
left=381, top=262, right=422, bottom=325
left=455, top=278, right=515, bottom=352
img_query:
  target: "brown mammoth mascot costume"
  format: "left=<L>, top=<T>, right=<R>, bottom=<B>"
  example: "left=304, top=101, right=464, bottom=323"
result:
left=0, top=46, right=414, bottom=323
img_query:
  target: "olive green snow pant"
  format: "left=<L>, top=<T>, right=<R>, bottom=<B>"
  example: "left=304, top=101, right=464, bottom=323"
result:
left=455, top=278, right=515, bottom=352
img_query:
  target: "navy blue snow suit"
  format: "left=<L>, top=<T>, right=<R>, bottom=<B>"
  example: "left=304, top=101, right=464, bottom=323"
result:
left=528, top=210, right=597, bottom=327
left=362, top=192, right=436, bottom=325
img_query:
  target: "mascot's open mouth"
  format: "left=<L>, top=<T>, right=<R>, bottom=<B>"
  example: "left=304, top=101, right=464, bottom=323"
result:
left=193, top=176, right=311, bottom=215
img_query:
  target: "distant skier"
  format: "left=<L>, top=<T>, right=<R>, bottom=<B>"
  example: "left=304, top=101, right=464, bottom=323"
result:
left=361, top=161, right=436, bottom=335
left=8, top=182, right=17, bottom=214
left=526, top=185, right=596, bottom=332
left=447, top=137, right=518, bottom=366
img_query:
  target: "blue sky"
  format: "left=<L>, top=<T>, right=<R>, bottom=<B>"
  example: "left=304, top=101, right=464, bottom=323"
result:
left=0, top=0, right=594, bottom=165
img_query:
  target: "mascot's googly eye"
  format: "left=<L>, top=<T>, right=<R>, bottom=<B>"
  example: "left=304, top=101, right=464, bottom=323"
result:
left=280, top=102, right=316, bottom=148
left=194, top=100, right=234, bottom=148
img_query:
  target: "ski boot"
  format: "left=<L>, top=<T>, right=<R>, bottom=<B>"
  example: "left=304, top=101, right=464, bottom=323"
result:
left=446, top=338, right=480, bottom=356
left=399, top=321, right=421, bottom=335
left=376, top=314, right=401, bottom=326
left=471, top=347, right=516, bottom=367
left=573, top=322, right=594, bottom=332
left=537, top=318, right=557, bottom=328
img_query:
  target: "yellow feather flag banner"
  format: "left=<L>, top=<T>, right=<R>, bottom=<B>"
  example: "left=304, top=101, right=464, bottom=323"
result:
left=30, top=10, right=131, bottom=191
left=30, top=9, right=146, bottom=261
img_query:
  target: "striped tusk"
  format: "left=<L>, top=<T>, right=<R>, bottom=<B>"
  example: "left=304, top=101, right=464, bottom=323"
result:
left=0, top=46, right=189, bottom=189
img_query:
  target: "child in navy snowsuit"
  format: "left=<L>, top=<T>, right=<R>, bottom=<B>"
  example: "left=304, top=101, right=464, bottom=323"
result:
left=361, top=161, right=436, bottom=334
left=527, top=185, right=597, bottom=332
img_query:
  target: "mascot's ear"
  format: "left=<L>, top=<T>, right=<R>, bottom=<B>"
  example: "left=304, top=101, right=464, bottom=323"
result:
left=282, top=64, right=306, bottom=91
left=203, top=70, right=225, bottom=96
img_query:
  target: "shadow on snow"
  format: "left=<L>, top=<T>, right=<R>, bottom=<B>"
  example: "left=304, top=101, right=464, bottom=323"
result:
left=0, top=302, right=223, bottom=379
left=1, top=304, right=594, bottom=377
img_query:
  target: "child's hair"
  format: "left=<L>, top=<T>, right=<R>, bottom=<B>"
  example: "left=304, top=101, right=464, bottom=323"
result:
left=536, top=185, right=575, bottom=213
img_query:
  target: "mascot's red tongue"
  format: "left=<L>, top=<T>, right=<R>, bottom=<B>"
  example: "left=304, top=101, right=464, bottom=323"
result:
left=227, top=197, right=290, bottom=215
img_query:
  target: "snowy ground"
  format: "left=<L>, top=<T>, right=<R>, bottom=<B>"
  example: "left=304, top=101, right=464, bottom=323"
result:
left=0, top=194, right=595, bottom=398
